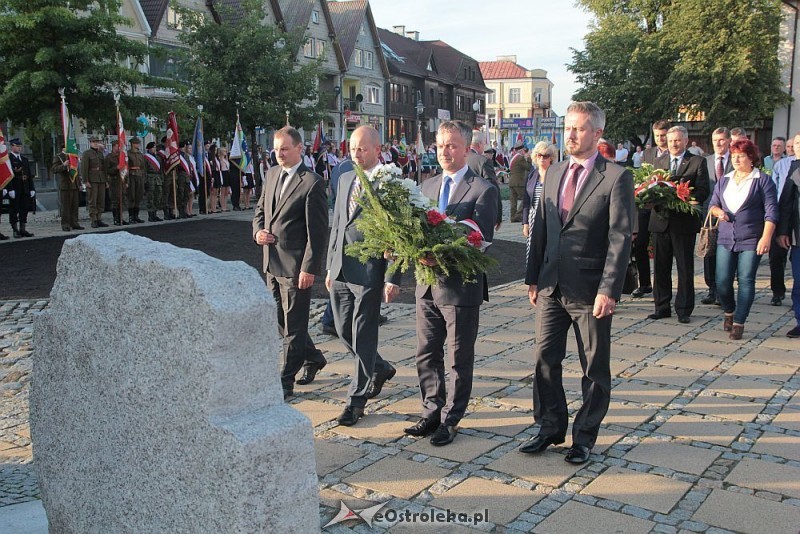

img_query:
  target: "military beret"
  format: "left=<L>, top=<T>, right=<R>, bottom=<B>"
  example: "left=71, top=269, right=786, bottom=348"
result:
left=146, top=141, right=156, bottom=150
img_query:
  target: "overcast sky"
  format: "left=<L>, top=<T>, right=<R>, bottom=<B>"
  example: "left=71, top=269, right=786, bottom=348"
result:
left=368, top=0, right=595, bottom=116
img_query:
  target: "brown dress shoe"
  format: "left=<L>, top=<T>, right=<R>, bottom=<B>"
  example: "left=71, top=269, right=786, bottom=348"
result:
left=723, top=314, right=733, bottom=332
left=729, top=324, right=744, bottom=340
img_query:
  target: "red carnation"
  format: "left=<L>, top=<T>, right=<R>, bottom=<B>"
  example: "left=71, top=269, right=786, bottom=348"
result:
left=467, top=230, right=483, bottom=247
left=427, top=209, right=447, bottom=226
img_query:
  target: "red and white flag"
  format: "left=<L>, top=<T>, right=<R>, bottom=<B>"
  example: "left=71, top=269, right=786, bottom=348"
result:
left=117, top=110, right=128, bottom=179
left=0, top=128, right=13, bottom=190
left=340, top=120, right=347, bottom=154
left=312, top=121, right=323, bottom=153
left=164, top=112, right=181, bottom=173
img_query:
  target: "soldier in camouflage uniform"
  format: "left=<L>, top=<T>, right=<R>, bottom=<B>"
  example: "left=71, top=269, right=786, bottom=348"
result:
left=144, top=142, right=163, bottom=222
left=126, top=137, right=146, bottom=224
left=105, top=140, right=127, bottom=226
left=81, top=136, right=108, bottom=228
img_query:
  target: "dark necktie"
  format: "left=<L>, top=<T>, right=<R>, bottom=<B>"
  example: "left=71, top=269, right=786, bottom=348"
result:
left=671, top=158, right=679, bottom=176
left=348, top=177, right=362, bottom=218
left=560, top=163, right=582, bottom=223
left=716, top=157, right=724, bottom=180
left=439, top=176, right=452, bottom=213
left=273, top=171, right=288, bottom=210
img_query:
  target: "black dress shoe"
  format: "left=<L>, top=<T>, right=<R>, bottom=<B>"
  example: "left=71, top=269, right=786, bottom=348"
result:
left=565, top=444, right=591, bottom=464
left=519, top=434, right=564, bottom=454
left=336, top=406, right=364, bottom=427
left=296, top=358, right=327, bottom=385
left=366, top=365, right=396, bottom=399
left=430, top=424, right=457, bottom=446
left=0, top=232, right=8, bottom=240
left=72, top=225, right=85, bottom=230
left=404, top=415, right=441, bottom=437
left=631, top=286, right=652, bottom=298
left=282, top=386, right=293, bottom=400
left=678, top=315, right=691, bottom=324
left=91, top=221, right=99, bottom=228
left=96, top=220, right=109, bottom=227
left=701, top=293, right=717, bottom=305
left=771, top=295, right=784, bottom=306
left=647, top=311, right=671, bottom=320
left=321, top=324, right=338, bottom=337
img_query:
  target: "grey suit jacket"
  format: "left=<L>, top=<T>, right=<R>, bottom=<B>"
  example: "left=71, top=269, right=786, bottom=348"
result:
left=526, top=155, right=634, bottom=304
left=642, top=146, right=664, bottom=166
left=704, top=153, right=732, bottom=211
left=415, top=169, right=499, bottom=306
left=252, top=163, right=328, bottom=277
left=467, top=150, right=503, bottom=224
left=327, top=170, right=402, bottom=288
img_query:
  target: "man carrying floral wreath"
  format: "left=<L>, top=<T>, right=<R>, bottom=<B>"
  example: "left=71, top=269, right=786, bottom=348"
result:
left=404, top=120, right=499, bottom=446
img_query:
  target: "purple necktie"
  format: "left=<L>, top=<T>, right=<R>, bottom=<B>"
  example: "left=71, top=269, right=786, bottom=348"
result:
left=560, top=163, right=582, bottom=222
left=716, top=157, right=724, bottom=180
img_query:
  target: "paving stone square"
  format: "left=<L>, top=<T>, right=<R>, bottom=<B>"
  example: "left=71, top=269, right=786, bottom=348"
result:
left=473, top=359, right=533, bottom=381
left=468, top=379, right=510, bottom=398
left=693, top=489, right=800, bottom=534
left=428, top=477, right=542, bottom=525
left=611, top=381, right=680, bottom=407
left=726, top=359, right=797, bottom=382
left=679, top=339, right=739, bottom=356
left=617, top=333, right=676, bottom=349
left=294, top=400, right=343, bottom=427
left=706, top=375, right=781, bottom=400
left=622, top=437, right=720, bottom=475
left=772, top=409, right=800, bottom=431
left=683, top=394, right=765, bottom=423
left=608, top=344, right=654, bottom=362
left=344, top=457, right=450, bottom=499
left=724, top=457, right=800, bottom=499
left=497, top=386, right=533, bottom=411
left=742, top=347, right=800, bottom=368
left=332, top=414, right=410, bottom=444
left=533, top=500, right=654, bottom=534
left=602, top=401, right=658, bottom=428
left=404, top=434, right=502, bottom=463
left=314, top=439, right=365, bottom=476
left=460, top=407, right=532, bottom=437
left=582, top=466, right=692, bottom=514
left=487, top=449, right=582, bottom=487
left=655, top=351, right=724, bottom=372
left=657, top=414, right=743, bottom=446
left=630, top=365, right=699, bottom=387
left=750, top=431, right=800, bottom=462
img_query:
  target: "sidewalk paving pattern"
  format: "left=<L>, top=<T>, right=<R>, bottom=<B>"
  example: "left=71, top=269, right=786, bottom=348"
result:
left=1, top=202, right=800, bottom=532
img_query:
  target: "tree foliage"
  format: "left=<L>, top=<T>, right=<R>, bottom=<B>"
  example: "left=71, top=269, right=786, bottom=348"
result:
left=176, top=0, right=328, bottom=139
left=0, top=0, right=179, bottom=137
left=569, top=0, right=790, bottom=141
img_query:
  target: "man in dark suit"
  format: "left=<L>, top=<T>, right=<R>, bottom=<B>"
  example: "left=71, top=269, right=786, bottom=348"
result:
left=253, top=126, right=329, bottom=400
left=702, top=127, right=732, bottom=305
left=632, top=120, right=671, bottom=298
left=404, top=120, right=498, bottom=446
left=6, top=138, right=36, bottom=238
left=468, top=135, right=503, bottom=230
left=520, top=101, right=634, bottom=464
left=648, top=126, right=710, bottom=323
left=508, top=142, right=531, bottom=222
left=777, top=135, right=800, bottom=338
left=326, top=126, right=402, bottom=426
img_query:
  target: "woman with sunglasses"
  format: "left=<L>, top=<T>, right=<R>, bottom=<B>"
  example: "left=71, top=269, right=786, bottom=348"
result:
left=522, top=141, right=558, bottom=238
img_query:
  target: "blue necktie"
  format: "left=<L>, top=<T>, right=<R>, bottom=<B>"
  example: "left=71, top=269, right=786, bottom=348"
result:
left=439, top=176, right=452, bottom=213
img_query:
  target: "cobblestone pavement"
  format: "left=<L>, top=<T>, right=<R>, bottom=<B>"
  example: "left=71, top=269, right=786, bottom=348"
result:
left=2, top=203, right=800, bottom=532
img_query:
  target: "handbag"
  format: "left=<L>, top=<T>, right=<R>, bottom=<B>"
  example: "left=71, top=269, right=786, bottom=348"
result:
left=696, top=211, right=719, bottom=258
left=622, top=256, right=638, bottom=295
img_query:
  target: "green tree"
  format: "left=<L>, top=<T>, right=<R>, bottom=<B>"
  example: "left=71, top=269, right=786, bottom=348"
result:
left=176, top=0, right=327, bottom=140
left=0, top=0, right=180, bottom=137
left=569, top=0, right=790, bottom=141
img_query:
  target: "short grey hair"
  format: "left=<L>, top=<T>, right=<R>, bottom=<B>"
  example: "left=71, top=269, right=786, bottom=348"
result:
left=667, top=125, right=688, bottom=138
left=712, top=127, right=730, bottom=139
left=437, top=120, right=473, bottom=145
left=566, top=101, right=606, bottom=130
left=532, top=141, right=557, bottom=160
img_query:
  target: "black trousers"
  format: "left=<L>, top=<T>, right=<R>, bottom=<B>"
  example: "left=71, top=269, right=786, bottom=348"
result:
left=703, top=253, right=717, bottom=293
left=633, top=208, right=651, bottom=288
left=533, top=289, right=612, bottom=448
left=415, top=296, right=480, bottom=426
left=8, top=191, right=30, bottom=225
left=230, top=173, right=241, bottom=209
left=653, top=231, right=696, bottom=317
left=769, top=238, right=788, bottom=297
left=266, top=273, right=325, bottom=388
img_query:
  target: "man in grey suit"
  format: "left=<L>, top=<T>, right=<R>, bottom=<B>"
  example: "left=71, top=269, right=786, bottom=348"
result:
left=520, top=101, right=634, bottom=464
left=468, top=135, right=503, bottom=229
left=702, top=127, right=732, bottom=306
left=327, top=126, right=402, bottom=426
left=253, top=126, right=329, bottom=400
left=404, top=120, right=499, bottom=446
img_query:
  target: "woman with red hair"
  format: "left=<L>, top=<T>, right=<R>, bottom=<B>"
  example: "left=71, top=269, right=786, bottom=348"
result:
left=708, top=139, right=779, bottom=339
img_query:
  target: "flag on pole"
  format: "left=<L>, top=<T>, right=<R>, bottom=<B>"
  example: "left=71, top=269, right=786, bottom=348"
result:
left=415, top=127, right=424, bottom=156
left=117, top=110, right=128, bottom=179
left=164, top=112, right=180, bottom=173
left=230, top=114, right=250, bottom=171
left=339, top=120, right=347, bottom=154
left=515, top=129, right=524, bottom=147
left=312, top=121, right=324, bottom=153
left=59, top=97, right=80, bottom=182
left=192, top=115, right=205, bottom=178
left=0, top=128, right=13, bottom=190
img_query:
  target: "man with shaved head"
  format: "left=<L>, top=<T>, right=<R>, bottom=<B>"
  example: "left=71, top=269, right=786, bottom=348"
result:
left=327, top=125, right=402, bottom=426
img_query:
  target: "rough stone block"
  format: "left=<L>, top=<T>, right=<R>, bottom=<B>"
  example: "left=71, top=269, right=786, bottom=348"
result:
left=31, top=233, right=319, bottom=533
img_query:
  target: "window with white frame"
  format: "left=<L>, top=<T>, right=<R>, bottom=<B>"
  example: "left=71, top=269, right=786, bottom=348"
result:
left=364, top=51, right=373, bottom=70
left=509, top=88, right=521, bottom=103
left=366, top=85, right=380, bottom=104
left=311, top=10, right=319, bottom=24
left=166, top=6, right=182, bottom=29
left=316, top=39, right=326, bottom=59
left=354, top=49, right=363, bottom=67
left=304, top=39, right=314, bottom=58
left=487, top=90, right=496, bottom=104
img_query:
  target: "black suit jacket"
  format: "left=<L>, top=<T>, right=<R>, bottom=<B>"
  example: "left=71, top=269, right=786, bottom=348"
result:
left=252, top=163, right=328, bottom=277
left=467, top=149, right=503, bottom=224
left=778, top=159, right=800, bottom=245
left=648, top=151, right=710, bottom=234
left=642, top=147, right=665, bottom=166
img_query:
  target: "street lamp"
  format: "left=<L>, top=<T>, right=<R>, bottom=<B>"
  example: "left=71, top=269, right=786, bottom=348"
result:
left=415, top=90, right=424, bottom=184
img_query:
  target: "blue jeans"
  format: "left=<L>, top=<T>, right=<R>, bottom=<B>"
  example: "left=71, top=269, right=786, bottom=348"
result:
left=715, top=245, right=761, bottom=325
left=791, top=247, right=800, bottom=326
